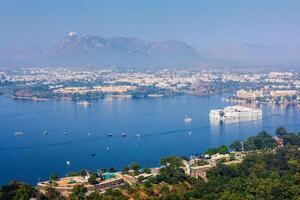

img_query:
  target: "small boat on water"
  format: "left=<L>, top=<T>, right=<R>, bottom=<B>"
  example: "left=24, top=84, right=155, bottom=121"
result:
left=106, top=147, right=110, bottom=151
left=135, top=134, right=141, bottom=138
left=107, top=133, right=113, bottom=137
left=15, top=131, right=24, bottom=136
left=42, top=131, right=49, bottom=135
left=188, top=131, right=192, bottom=135
left=91, top=153, right=96, bottom=157
left=184, top=116, right=192, bottom=123
left=87, top=132, right=91, bottom=136
left=66, top=161, right=71, bottom=166
left=121, top=132, right=127, bottom=137
left=63, top=132, right=68, bottom=135
left=77, top=101, right=91, bottom=107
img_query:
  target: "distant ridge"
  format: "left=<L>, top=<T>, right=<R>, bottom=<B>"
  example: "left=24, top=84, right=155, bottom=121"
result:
left=39, top=32, right=200, bottom=68
left=2, top=33, right=300, bottom=69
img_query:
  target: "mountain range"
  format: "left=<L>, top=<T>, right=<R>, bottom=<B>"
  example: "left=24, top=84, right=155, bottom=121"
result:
left=0, top=32, right=200, bottom=68
left=1, top=32, right=300, bottom=69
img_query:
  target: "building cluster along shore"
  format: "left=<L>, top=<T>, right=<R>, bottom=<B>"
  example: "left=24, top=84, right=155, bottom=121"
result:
left=2, top=68, right=300, bottom=104
left=36, top=151, right=246, bottom=197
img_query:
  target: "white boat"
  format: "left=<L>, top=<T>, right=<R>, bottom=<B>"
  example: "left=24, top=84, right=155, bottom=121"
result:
left=106, top=147, right=110, bottom=151
left=77, top=101, right=91, bottom=107
left=63, top=132, right=68, bottom=135
left=184, top=116, right=192, bottom=123
left=14, top=131, right=24, bottom=136
left=135, top=134, right=141, bottom=138
left=121, top=132, right=127, bottom=137
left=209, top=105, right=262, bottom=122
left=66, top=161, right=71, bottom=166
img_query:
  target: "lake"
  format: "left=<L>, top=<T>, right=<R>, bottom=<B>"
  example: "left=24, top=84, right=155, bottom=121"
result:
left=1, top=94, right=300, bottom=184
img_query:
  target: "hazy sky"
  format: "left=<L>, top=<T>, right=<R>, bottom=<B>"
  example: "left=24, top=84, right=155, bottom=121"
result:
left=1, top=0, right=300, bottom=50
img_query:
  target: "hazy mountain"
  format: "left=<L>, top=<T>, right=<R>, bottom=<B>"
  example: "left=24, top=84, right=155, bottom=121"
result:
left=2, top=33, right=300, bottom=69
left=38, top=32, right=200, bottom=68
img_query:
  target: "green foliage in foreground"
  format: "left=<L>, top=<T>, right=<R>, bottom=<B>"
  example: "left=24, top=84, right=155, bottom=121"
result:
left=205, top=145, right=229, bottom=155
left=1, top=128, right=300, bottom=200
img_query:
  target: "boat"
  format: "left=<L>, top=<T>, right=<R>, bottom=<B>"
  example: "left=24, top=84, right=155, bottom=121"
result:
left=42, top=131, right=49, bottom=135
left=66, top=161, right=71, bottom=166
left=106, top=147, right=110, bottom=151
left=107, top=133, right=113, bottom=137
left=63, top=132, right=68, bottom=135
left=121, top=132, right=127, bottom=137
left=209, top=105, right=262, bottom=122
left=87, top=132, right=91, bottom=136
left=184, top=116, right=192, bottom=123
left=188, top=131, right=192, bottom=135
left=135, top=134, right=141, bottom=138
left=91, top=153, right=96, bottom=157
left=14, top=131, right=24, bottom=136
left=77, top=101, right=91, bottom=107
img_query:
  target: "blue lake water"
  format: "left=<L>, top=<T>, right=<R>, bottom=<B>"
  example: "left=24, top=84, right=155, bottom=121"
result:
left=1, top=94, right=300, bottom=184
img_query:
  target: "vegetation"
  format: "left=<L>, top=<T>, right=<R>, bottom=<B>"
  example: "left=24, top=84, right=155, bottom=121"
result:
left=1, top=127, right=300, bottom=199
left=66, top=170, right=88, bottom=177
left=130, top=162, right=141, bottom=175
left=229, top=140, right=242, bottom=151
left=0, top=180, right=45, bottom=200
left=87, top=173, right=98, bottom=185
left=205, top=145, right=229, bottom=155
left=69, top=185, right=87, bottom=200
left=191, top=160, right=209, bottom=167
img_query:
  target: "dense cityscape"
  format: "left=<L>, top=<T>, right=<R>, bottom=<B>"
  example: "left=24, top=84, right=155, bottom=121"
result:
left=1, top=68, right=300, bottom=105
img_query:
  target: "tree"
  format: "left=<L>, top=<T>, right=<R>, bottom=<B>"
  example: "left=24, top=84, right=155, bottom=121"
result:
left=143, top=168, right=152, bottom=174
left=45, top=187, right=64, bottom=200
left=205, top=145, right=229, bottom=155
left=49, top=174, right=59, bottom=185
left=157, top=156, right=187, bottom=184
left=230, top=140, right=242, bottom=151
left=276, top=127, right=288, bottom=136
left=130, top=162, right=140, bottom=174
left=86, top=192, right=101, bottom=200
left=69, top=185, right=87, bottom=200
left=144, top=180, right=152, bottom=188
left=217, top=145, right=229, bottom=154
left=88, top=173, right=98, bottom=185
left=121, top=165, right=129, bottom=174
left=109, top=166, right=116, bottom=172
left=160, top=156, right=183, bottom=168
left=0, top=181, right=44, bottom=200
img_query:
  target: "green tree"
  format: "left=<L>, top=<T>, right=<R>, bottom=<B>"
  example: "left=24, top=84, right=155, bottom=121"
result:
left=230, top=140, right=242, bottom=151
left=143, top=168, right=151, bottom=174
left=88, top=173, right=98, bottom=185
left=69, top=185, right=87, bottom=200
left=276, top=127, right=288, bottom=136
left=45, top=187, right=64, bottom=200
left=130, top=162, right=140, bottom=174
left=121, top=165, right=129, bottom=174
left=157, top=156, right=187, bottom=184
left=109, top=166, right=116, bottom=172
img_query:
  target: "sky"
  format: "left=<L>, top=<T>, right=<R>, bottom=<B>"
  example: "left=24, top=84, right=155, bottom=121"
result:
left=1, top=0, right=300, bottom=50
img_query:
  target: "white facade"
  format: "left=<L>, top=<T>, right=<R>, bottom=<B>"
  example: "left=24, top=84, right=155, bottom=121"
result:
left=209, top=106, right=262, bottom=120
